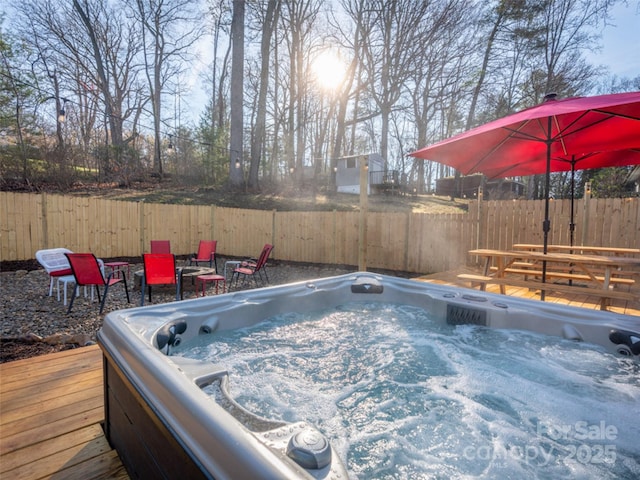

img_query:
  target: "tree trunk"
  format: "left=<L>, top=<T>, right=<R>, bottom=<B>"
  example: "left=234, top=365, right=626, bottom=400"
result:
left=250, top=0, right=279, bottom=190
left=72, top=0, right=123, bottom=172
left=229, top=0, right=245, bottom=188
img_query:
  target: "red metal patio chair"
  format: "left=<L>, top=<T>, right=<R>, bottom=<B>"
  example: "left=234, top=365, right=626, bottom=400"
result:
left=232, top=244, right=274, bottom=288
left=189, top=240, right=218, bottom=271
left=150, top=240, right=171, bottom=254
left=65, top=253, right=130, bottom=314
left=239, top=243, right=274, bottom=284
left=141, top=253, right=181, bottom=306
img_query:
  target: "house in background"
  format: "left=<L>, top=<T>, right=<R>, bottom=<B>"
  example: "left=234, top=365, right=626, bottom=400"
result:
left=626, top=166, right=640, bottom=194
left=336, top=153, right=406, bottom=195
left=336, top=153, right=383, bottom=194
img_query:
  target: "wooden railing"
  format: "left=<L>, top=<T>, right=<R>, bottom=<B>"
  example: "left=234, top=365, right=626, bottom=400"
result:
left=1, top=191, right=638, bottom=273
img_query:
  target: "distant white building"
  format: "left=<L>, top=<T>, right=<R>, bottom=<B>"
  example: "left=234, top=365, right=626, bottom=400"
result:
left=335, top=153, right=385, bottom=195
left=626, top=166, right=640, bottom=193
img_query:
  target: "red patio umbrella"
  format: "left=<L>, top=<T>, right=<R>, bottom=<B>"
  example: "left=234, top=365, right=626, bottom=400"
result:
left=409, top=91, right=640, bottom=290
left=410, top=92, right=640, bottom=178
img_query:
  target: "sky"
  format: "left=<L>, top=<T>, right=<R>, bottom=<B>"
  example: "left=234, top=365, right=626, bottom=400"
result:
left=586, top=2, right=640, bottom=79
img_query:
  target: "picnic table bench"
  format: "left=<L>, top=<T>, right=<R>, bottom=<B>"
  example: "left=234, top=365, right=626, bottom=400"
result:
left=486, top=266, right=635, bottom=286
left=512, top=244, right=640, bottom=256
left=459, top=249, right=639, bottom=310
left=456, top=273, right=637, bottom=308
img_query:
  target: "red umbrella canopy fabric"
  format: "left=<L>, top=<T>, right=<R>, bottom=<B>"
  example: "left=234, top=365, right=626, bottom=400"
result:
left=409, top=91, right=640, bottom=177
left=478, top=148, right=640, bottom=179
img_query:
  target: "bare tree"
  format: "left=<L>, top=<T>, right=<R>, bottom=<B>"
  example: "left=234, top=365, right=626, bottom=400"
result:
left=519, top=0, right=615, bottom=199
left=331, top=0, right=371, bottom=184
left=228, top=0, right=245, bottom=189
left=11, top=2, right=77, bottom=181
left=207, top=0, right=232, bottom=135
left=279, top=0, right=322, bottom=184
left=408, top=0, right=474, bottom=193
left=196, top=0, right=232, bottom=186
left=358, top=0, right=431, bottom=165
left=530, top=0, right=614, bottom=100
left=249, top=0, right=281, bottom=190
left=0, top=23, right=35, bottom=185
left=453, top=0, right=542, bottom=197
left=72, top=0, right=123, bottom=162
left=133, top=0, right=203, bottom=177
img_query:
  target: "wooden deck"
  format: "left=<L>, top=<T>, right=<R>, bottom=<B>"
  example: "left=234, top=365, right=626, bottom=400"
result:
left=0, top=345, right=129, bottom=480
left=1, top=273, right=638, bottom=480
left=417, top=268, right=640, bottom=316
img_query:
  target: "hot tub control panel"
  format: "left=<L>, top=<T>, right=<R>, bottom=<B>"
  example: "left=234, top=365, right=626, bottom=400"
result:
left=259, top=422, right=345, bottom=478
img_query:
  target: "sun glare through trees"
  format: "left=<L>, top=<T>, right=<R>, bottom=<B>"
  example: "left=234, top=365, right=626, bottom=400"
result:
left=311, top=50, right=346, bottom=91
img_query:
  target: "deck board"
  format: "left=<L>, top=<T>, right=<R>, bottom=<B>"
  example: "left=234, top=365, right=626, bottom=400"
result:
left=0, top=345, right=129, bottom=480
left=1, top=385, right=103, bottom=426
left=1, top=371, right=103, bottom=414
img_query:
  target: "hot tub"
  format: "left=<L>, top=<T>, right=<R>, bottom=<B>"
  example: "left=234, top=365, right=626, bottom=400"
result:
left=98, top=272, right=640, bottom=479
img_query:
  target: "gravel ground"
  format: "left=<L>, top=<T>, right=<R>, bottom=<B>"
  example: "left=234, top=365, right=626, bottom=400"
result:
left=2, top=257, right=410, bottom=362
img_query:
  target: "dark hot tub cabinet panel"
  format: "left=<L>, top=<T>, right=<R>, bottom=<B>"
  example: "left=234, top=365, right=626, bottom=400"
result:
left=98, top=272, right=639, bottom=479
left=102, top=352, right=209, bottom=479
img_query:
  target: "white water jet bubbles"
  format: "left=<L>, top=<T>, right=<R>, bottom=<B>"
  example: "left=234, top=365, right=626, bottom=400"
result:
left=175, top=303, right=640, bottom=479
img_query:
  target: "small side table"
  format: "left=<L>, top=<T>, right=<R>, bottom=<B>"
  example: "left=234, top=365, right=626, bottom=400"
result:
left=224, top=260, right=242, bottom=283
left=196, top=274, right=226, bottom=296
left=105, top=261, right=130, bottom=280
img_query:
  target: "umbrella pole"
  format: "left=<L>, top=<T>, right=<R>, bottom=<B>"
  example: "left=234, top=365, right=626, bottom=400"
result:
left=570, top=157, right=576, bottom=248
left=568, top=157, right=577, bottom=286
left=541, top=120, right=553, bottom=300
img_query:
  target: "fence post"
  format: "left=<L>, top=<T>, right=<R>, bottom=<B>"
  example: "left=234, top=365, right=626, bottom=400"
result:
left=359, top=156, right=368, bottom=271
left=139, top=200, right=145, bottom=255
left=333, top=209, right=338, bottom=265
left=476, top=187, right=483, bottom=249
left=581, top=182, right=592, bottom=246
left=41, top=192, right=48, bottom=249
left=403, top=211, right=410, bottom=271
left=211, top=205, right=216, bottom=241
left=271, top=209, right=277, bottom=257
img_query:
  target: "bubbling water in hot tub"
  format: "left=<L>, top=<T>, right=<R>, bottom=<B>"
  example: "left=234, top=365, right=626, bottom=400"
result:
left=172, top=302, right=640, bottom=479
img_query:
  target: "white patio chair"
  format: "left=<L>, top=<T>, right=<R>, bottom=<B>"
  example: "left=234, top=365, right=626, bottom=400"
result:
left=36, top=248, right=74, bottom=297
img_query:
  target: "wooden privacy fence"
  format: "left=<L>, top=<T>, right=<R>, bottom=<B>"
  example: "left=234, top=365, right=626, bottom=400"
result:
left=1, top=192, right=638, bottom=273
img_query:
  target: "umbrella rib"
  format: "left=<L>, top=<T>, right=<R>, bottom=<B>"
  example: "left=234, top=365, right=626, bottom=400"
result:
left=468, top=121, right=545, bottom=173
left=592, top=108, right=640, bottom=122
left=551, top=108, right=640, bottom=143
left=552, top=113, right=611, bottom=141
left=551, top=115, right=568, bottom=156
left=501, top=125, right=545, bottom=143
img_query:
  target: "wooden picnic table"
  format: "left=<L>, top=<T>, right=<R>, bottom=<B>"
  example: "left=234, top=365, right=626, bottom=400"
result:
left=512, top=243, right=640, bottom=256
left=461, top=248, right=640, bottom=310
